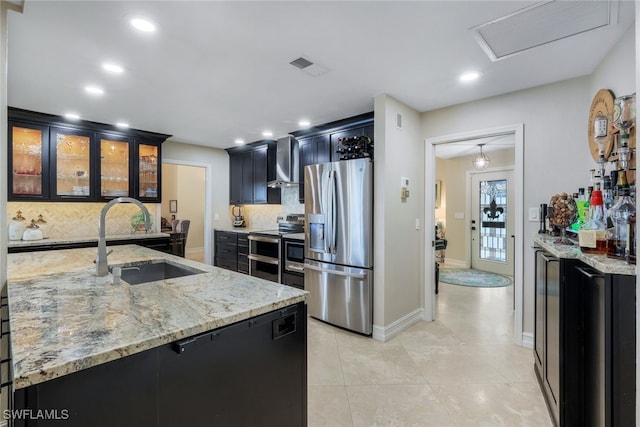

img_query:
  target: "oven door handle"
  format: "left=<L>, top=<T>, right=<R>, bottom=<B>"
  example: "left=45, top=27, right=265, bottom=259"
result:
left=248, top=254, right=280, bottom=265
left=286, top=263, right=305, bottom=273
left=248, top=235, right=280, bottom=244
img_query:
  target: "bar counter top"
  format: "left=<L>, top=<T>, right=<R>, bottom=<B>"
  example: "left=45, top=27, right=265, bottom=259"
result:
left=534, top=234, right=636, bottom=276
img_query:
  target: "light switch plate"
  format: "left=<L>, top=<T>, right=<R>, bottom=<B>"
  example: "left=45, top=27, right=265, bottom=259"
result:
left=528, top=207, right=539, bottom=222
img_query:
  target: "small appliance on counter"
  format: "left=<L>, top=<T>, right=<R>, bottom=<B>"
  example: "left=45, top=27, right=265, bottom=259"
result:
left=8, top=211, right=26, bottom=241
left=36, top=214, right=48, bottom=238
left=22, top=219, right=43, bottom=241
left=232, top=205, right=245, bottom=228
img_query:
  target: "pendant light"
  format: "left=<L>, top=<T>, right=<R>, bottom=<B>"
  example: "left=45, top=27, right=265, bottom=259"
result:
left=473, top=143, right=490, bottom=170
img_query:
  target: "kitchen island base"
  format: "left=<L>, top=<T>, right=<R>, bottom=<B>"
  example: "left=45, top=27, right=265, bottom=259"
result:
left=13, top=302, right=307, bottom=427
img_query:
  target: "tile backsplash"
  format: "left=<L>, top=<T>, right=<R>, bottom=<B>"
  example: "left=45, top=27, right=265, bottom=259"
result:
left=7, top=202, right=159, bottom=238
left=9, top=187, right=303, bottom=239
left=230, top=187, right=304, bottom=229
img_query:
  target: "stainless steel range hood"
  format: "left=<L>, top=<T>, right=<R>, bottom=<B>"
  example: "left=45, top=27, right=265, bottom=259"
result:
left=268, top=136, right=299, bottom=188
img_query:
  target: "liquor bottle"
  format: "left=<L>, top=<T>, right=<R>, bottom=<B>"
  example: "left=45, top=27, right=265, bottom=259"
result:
left=627, top=214, right=636, bottom=264
left=607, top=171, right=635, bottom=259
left=573, top=188, right=589, bottom=231
left=579, top=184, right=607, bottom=254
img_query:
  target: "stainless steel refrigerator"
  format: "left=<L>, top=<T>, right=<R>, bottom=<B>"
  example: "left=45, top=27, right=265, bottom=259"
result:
left=304, top=158, right=373, bottom=335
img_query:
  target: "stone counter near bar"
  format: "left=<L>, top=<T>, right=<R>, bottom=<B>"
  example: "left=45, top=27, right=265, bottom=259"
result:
left=534, top=234, right=636, bottom=276
left=7, top=245, right=308, bottom=389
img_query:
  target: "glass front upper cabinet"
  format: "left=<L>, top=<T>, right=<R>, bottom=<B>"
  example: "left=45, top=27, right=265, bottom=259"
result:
left=9, top=122, right=49, bottom=199
left=99, top=135, right=132, bottom=198
left=137, top=141, right=161, bottom=201
left=50, top=127, right=93, bottom=199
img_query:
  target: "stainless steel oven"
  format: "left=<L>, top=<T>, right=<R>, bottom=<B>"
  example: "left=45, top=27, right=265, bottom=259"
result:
left=248, top=233, right=280, bottom=283
left=282, top=237, right=304, bottom=289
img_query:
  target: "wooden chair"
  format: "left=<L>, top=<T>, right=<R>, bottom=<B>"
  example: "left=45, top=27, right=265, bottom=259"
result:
left=170, top=219, right=190, bottom=257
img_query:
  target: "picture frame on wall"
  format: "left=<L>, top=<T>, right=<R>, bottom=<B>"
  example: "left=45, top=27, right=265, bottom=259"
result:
left=170, top=200, right=178, bottom=213
left=435, top=180, right=442, bottom=208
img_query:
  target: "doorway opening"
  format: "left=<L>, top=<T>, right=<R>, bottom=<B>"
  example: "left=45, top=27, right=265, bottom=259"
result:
left=162, top=160, right=212, bottom=264
left=424, top=124, right=526, bottom=347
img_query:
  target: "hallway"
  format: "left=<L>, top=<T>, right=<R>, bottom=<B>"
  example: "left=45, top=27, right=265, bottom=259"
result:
left=307, top=281, right=552, bottom=426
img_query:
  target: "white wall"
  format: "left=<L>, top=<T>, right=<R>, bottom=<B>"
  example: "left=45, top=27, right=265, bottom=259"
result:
left=373, top=94, right=425, bottom=340
left=422, top=25, right=636, bottom=337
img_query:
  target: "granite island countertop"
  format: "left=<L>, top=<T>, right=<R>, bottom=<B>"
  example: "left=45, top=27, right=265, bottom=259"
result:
left=7, top=245, right=308, bottom=389
left=7, top=232, right=171, bottom=249
left=534, top=234, right=636, bottom=276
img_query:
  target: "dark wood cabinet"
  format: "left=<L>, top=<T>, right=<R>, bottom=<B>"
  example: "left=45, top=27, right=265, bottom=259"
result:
left=214, top=230, right=239, bottom=271
left=298, top=134, right=330, bottom=202
left=229, top=153, right=249, bottom=205
left=534, top=249, right=562, bottom=425
left=226, top=141, right=280, bottom=205
left=8, top=108, right=170, bottom=202
left=49, top=126, right=96, bottom=201
left=8, top=236, right=173, bottom=254
left=14, top=303, right=307, bottom=427
left=237, top=233, right=249, bottom=274
left=252, top=146, right=268, bottom=204
left=534, top=249, right=636, bottom=427
left=214, top=230, right=251, bottom=275
left=291, top=112, right=373, bottom=203
left=97, top=133, right=134, bottom=199
left=8, top=121, right=50, bottom=200
left=135, top=139, right=162, bottom=203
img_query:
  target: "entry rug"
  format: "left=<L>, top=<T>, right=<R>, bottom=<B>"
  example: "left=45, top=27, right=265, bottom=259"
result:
left=439, top=268, right=511, bottom=288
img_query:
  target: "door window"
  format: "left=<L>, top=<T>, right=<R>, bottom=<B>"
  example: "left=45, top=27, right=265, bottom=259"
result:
left=479, top=179, right=507, bottom=262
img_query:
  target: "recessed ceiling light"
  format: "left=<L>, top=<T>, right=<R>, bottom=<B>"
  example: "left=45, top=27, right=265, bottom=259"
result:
left=131, top=18, right=156, bottom=33
left=116, top=122, right=129, bottom=128
left=103, top=63, right=124, bottom=73
left=234, top=138, right=245, bottom=145
left=298, top=120, right=311, bottom=128
left=65, top=113, right=80, bottom=120
left=460, top=71, right=481, bottom=82
left=262, top=130, right=273, bottom=137
left=85, top=85, right=104, bottom=95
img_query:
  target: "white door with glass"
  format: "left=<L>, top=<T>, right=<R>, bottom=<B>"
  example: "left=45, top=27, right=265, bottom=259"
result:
left=471, top=170, right=514, bottom=276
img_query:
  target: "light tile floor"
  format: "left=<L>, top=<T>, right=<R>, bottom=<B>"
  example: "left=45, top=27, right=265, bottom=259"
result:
left=307, top=280, right=553, bottom=426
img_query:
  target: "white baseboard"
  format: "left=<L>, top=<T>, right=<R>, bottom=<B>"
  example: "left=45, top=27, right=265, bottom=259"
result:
left=521, top=332, right=534, bottom=349
left=441, top=258, right=466, bottom=268
left=372, top=308, right=424, bottom=342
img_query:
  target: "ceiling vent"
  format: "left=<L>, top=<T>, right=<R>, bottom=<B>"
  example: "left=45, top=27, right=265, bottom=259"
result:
left=471, top=0, right=613, bottom=62
left=289, top=56, right=329, bottom=77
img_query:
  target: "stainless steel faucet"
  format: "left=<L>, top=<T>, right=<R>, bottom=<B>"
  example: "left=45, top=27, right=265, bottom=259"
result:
left=96, top=197, right=151, bottom=277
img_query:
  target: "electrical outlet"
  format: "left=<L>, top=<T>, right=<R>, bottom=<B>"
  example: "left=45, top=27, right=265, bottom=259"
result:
left=214, top=213, right=220, bottom=221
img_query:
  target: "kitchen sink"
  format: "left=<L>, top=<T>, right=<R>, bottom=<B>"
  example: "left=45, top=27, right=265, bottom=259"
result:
left=118, top=260, right=205, bottom=285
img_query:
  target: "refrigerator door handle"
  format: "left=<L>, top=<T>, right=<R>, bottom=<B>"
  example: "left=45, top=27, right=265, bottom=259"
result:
left=326, top=170, right=335, bottom=254
left=304, top=262, right=367, bottom=279
left=330, top=170, right=337, bottom=254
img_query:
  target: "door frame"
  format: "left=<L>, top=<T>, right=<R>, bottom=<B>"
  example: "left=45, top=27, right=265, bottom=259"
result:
left=163, top=158, right=213, bottom=265
left=467, top=167, right=514, bottom=275
left=424, top=123, right=525, bottom=347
